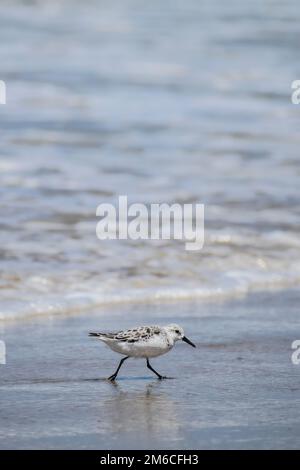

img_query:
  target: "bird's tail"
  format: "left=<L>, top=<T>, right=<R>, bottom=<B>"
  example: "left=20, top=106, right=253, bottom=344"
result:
left=89, top=331, right=115, bottom=342
left=89, top=332, right=103, bottom=338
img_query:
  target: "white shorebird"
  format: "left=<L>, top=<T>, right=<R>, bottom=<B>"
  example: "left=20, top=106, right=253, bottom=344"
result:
left=89, top=324, right=196, bottom=381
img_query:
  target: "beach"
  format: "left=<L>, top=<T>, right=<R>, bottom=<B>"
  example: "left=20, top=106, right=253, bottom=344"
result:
left=1, top=288, right=300, bottom=450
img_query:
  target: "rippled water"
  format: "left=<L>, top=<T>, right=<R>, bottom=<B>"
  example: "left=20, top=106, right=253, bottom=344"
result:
left=1, top=0, right=300, bottom=321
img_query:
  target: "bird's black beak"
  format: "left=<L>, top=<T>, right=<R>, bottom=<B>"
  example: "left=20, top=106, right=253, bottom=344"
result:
left=182, top=336, right=196, bottom=348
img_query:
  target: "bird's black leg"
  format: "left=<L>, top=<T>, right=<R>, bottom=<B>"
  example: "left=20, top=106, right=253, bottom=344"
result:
left=146, top=358, right=166, bottom=380
left=108, top=356, right=129, bottom=381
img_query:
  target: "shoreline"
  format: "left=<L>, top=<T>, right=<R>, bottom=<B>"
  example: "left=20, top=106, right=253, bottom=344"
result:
left=2, top=279, right=300, bottom=327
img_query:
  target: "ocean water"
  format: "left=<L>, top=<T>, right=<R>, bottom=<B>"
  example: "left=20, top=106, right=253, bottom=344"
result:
left=1, top=0, right=300, bottom=321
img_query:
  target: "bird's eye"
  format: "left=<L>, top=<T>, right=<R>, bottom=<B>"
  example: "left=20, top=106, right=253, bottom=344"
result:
left=175, top=329, right=180, bottom=334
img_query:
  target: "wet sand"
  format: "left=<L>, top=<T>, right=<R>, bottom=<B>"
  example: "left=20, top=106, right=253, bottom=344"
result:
left=1, top=289, right=300, bottom=449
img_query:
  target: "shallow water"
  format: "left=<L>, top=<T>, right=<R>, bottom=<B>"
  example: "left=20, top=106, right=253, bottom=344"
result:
left=1, top=1, right=300, bottom=321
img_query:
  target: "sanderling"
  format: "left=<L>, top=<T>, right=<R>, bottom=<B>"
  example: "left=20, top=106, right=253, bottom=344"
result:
left=89, top=324, right=196, bottom=381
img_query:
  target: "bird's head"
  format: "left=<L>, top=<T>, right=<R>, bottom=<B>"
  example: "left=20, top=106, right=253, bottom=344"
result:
left=164, top=324, right=196, bottom=347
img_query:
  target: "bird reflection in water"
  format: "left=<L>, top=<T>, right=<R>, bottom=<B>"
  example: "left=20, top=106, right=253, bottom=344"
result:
left=97, top=380, right=182, bottom=447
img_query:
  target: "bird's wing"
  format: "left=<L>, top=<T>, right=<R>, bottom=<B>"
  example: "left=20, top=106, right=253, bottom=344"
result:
left=115, top=326, right=161, bottom=342
left=90, top=326, right=161, bottom=343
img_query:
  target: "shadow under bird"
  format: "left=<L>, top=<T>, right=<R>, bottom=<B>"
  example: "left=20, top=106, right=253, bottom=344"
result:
left=89, top=324, right=196, bottom=380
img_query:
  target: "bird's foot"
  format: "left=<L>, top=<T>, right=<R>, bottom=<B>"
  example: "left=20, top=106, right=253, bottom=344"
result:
left=108, top=374, right=117, bottom=381
left=158, top=375, right=167, bottom=380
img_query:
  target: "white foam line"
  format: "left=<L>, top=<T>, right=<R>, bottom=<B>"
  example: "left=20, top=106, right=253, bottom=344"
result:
left=1, top=274, right=300, bottom=324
